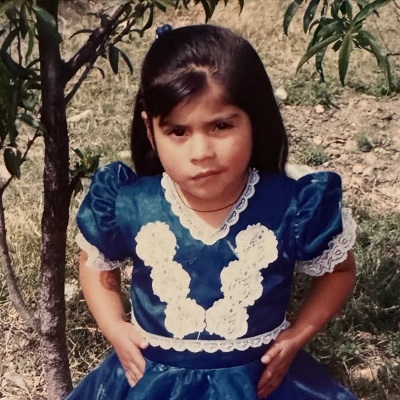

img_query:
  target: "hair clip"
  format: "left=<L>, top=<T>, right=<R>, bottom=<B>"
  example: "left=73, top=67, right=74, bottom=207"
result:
left=155, top=24, right=173, bottom=39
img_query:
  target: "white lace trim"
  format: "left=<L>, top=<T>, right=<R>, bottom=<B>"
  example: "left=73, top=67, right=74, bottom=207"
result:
left=75, top=232, right=123, bottom=271
left=131, top=311, right=289, bottom=353
left=161, top=169, right=260, bottom=245
left=134, top=222, right=278, bottom=340
left=296, top=208, right=356, bottom=276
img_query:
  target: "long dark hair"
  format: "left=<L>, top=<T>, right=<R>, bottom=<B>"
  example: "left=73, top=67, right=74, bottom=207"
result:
left=131, top=24, right=288, bottom=176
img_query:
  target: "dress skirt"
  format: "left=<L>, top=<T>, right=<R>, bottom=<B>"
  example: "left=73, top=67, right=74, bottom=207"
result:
left=66, top=349, right=357, bottom=399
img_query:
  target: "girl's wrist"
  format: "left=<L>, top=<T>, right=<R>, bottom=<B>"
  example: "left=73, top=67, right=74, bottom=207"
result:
left=99, top=316, right=130, bottom=340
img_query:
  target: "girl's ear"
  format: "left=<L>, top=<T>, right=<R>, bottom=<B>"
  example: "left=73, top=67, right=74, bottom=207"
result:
left=141, top=111, right=155, bottom=150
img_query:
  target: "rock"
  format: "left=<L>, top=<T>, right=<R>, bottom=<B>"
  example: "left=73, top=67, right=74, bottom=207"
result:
left=65, top=282, right=78, bottom=302
left=314, top=105, right=325, bottom=114
left=362, top=166, right=375, bottom=177
left=352, top=164, right=365, bottom=174
left=312, top=135, right=323, bottom=146
left=67, top=109, right=93, bottom=123
left=118, top=150, right=131, bottom=160
left=364, top=153, right=378, bottom=165
left=274, top=87, right=287, bottom=101
left=344, top=140, right=357, bottom=152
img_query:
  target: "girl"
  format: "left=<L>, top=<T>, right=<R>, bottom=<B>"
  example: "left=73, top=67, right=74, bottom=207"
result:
left=68, top=24, right=357, bottom=399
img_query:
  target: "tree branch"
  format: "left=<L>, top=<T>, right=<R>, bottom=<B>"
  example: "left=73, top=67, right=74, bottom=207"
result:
left=64, top=56, right=97, bottom=104
left=0, top=195, right=39, bottom=332
left=63, top=4, right=128, bottom=84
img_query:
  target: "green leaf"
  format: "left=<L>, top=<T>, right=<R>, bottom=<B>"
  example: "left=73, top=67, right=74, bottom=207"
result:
left=117, top=48, right=133, bottom=74
left=19, top=4, right=29, bottom=39
left=309, top=20, right=344, bottom=49
left=72, top=147, right=84, bottom=160
left=284, top=0, right=304, bottom=35
left=32, top=6, right=63, bottom=44
left=69, top=29, right=93, bottom=39
left=332, top=39, right=342, bottom=52
left=316, top=47, right=327, bottom=81
left=73, top=177, right=83, bottom=197
left=238, top=0, right=245, bottom=13
left=93, top=66, right=106, bottom=79
left=4, top=147, right=21, bottom=179
left=345, top=0, right=353, bottom=20
left=356, top=29, right=393, bottom=92
left=0, top=51, right=32, bottom=79
left=199, top=0, right=216, bottom=22
left=17, top=112, right=44, bottom=132
left=351, top=0, right=390, bottom=28
left=338, top=32, right=353, bottom=85
left=331, top=0, right=345, bottom=19
left=303, top=0, right=320, bottom=33
left=297, top=33, right=343, bottom=72
left=141, top=4, right=154, bottom=32
left=25, top=22, right=36, bottom=62
left=1, top=28, right=18, bottom=52
left=108, top=45, right=119, bottom=74
left=356, top=0, right=380, bottom=16
left=151, top=0, right=175, bottom=12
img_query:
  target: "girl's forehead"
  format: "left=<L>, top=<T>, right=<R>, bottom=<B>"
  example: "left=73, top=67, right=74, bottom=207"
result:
left=171, top=81, right=231, bottom=114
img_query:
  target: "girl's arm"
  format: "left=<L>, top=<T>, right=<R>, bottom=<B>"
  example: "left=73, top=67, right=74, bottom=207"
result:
left=257, top=251, right=356, bottom=398
left=79, top=251, right=148, bottom=386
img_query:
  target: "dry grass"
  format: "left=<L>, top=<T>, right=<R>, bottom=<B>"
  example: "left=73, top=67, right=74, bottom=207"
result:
left=1, top=1, right=399, bottom=399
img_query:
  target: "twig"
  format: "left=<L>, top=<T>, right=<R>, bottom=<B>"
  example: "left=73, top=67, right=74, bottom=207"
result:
left=64, top=56, right=98, bottom=105
left=388, top=52, right=400, bottom=57
left=0, top=195, right=39, bottom=332
left=63, top=4, right=128, bottom=84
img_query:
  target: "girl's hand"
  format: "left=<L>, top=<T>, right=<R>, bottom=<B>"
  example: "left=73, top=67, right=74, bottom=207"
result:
left=106, top=320, right=149, bottom=387
left=257, top=329, right=301, bottom=398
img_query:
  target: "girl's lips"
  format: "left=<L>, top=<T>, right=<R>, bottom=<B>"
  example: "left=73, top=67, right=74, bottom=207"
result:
left=192, top=170, right=221, bottom=180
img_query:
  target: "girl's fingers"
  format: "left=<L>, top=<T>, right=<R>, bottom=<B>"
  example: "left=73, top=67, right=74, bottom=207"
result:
left=261, top=343, right=281, bottom=364
left=129, top=326, right=149, bottom=350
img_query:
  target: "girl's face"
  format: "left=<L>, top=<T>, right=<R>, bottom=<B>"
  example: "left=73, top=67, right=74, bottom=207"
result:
left=143, top=80, right=252, bottom=210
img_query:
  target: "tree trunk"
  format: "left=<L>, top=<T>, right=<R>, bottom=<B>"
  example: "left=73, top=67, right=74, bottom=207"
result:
left=37, top=0, right=72, bottom=398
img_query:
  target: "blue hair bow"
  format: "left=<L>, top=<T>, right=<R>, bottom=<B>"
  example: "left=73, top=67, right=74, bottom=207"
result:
left=155, top=24, right=173, bottom=38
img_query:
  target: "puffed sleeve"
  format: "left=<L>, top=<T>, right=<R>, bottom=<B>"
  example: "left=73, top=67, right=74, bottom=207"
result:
left=75, top=162, right=137, bottom=270
left=293, top=170, right=356, bottom=276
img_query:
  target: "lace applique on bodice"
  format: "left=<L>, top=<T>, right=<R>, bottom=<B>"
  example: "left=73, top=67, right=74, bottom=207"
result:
left=135, top=222, right=278, bottom=340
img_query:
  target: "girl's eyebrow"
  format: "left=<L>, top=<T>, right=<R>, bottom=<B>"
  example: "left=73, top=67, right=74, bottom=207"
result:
left=160, top=112, right=241, bottom=128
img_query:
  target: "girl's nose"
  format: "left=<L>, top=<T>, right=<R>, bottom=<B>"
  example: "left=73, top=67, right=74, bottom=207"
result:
left=189, top=133, right=215, bottom=162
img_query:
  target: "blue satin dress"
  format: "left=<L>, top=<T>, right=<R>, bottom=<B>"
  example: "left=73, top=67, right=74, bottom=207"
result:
left=67, top=162, right=357, bottom=400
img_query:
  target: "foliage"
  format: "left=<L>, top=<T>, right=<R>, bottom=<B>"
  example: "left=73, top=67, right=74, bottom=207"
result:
left=356, top=133, right=373, bottom=152
left=283, top=0, right=394, bottom=92
left=284, top=74, right=341, bottom=106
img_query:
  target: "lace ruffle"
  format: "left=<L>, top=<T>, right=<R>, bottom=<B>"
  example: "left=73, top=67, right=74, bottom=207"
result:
left=296, top=208, right=356, bottom=276
left=76, top=232, right=124, bottom=271
left=131, top=311, right=289, bottom=353
left=161, top=169, right=260, bottom=245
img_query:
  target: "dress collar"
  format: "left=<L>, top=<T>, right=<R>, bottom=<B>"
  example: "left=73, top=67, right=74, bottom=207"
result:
left=161, top=169, right=260, bottom=245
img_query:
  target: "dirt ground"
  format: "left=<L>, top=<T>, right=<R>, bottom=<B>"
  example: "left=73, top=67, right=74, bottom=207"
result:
left=283, top=93, right=400, bottom=214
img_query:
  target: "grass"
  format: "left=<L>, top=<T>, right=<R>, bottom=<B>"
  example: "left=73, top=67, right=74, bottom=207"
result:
left=1, top=0, right=399, bottom=399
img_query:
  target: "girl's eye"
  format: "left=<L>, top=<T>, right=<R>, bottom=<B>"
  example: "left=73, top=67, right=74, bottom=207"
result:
left=168, top=128, right=186, bottom=137
left=214, top=122, right=232, bottom=131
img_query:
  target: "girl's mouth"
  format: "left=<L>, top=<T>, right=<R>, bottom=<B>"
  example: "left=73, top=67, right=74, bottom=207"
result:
left=192, top=170, right=221, bottom=180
